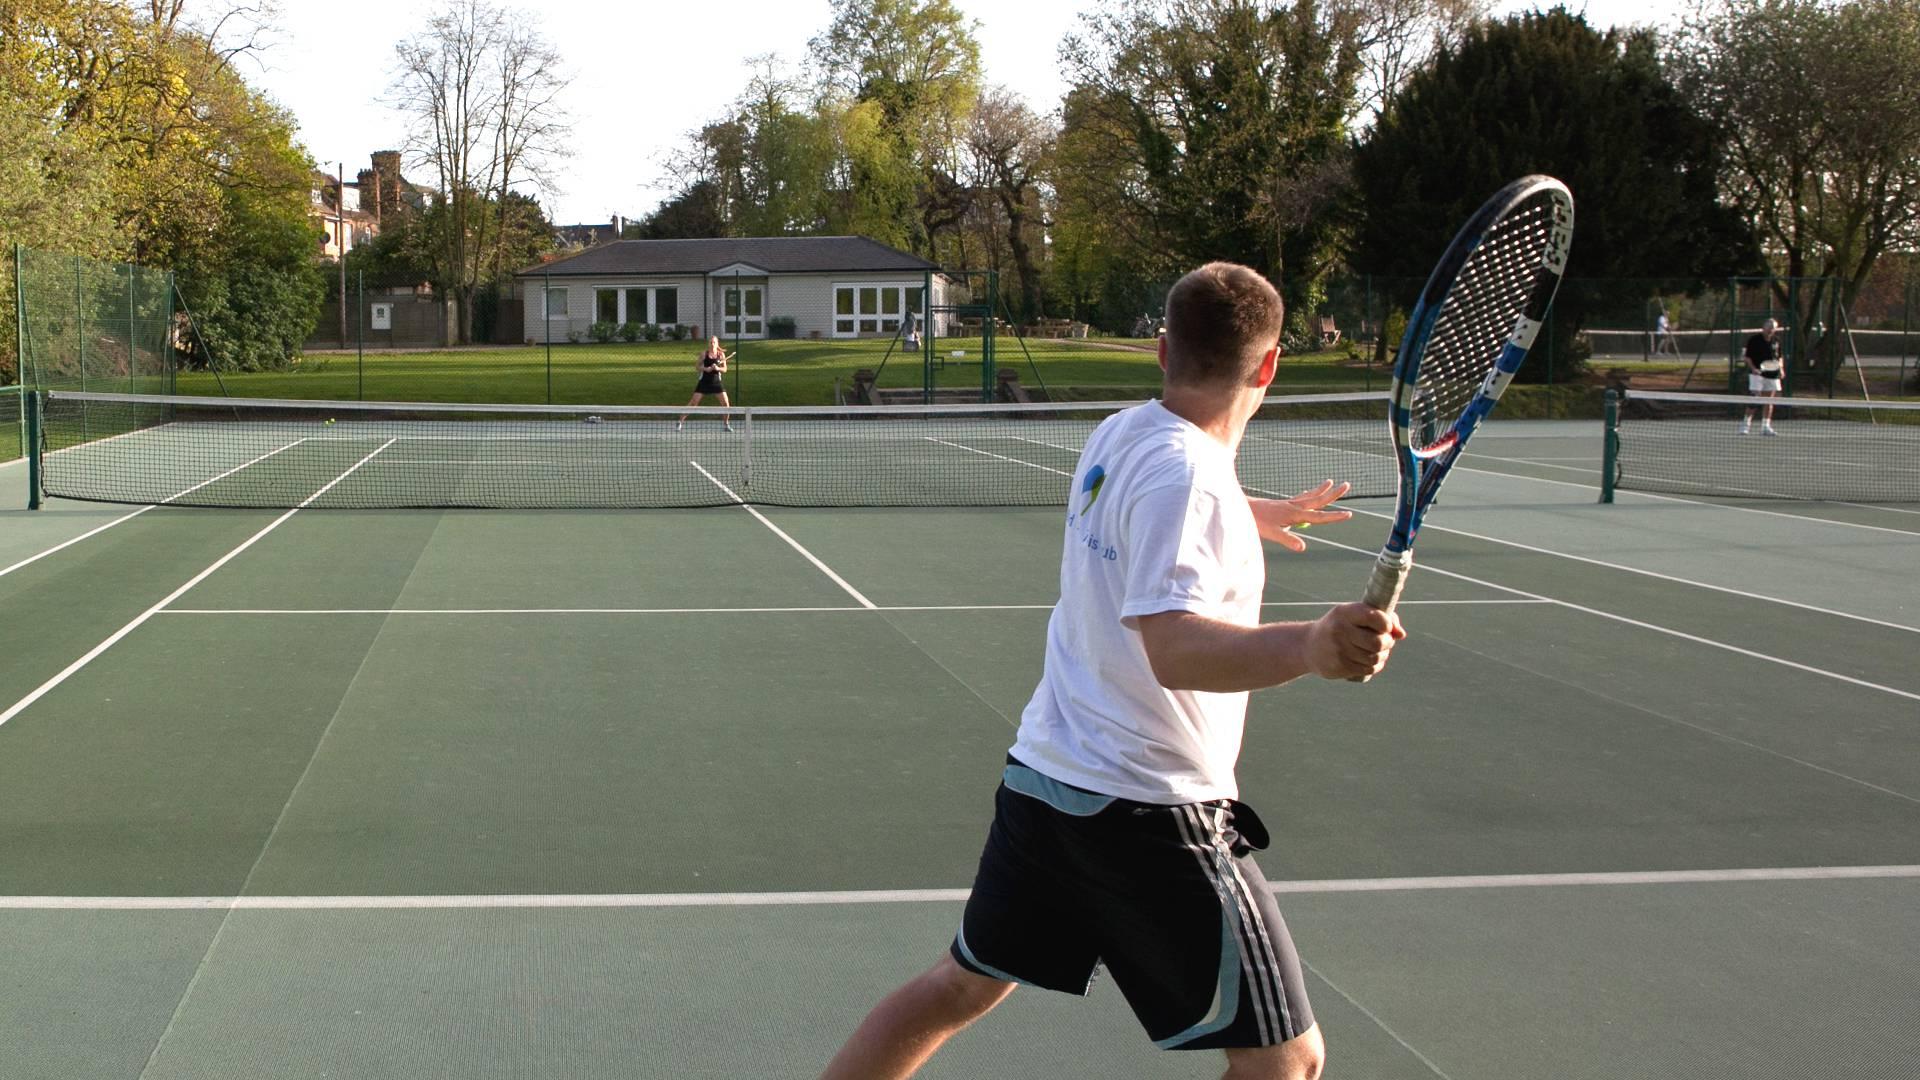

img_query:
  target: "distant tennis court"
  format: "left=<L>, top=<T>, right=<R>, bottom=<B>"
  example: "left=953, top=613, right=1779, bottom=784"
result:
left=2, top=410, right=1916, bottom=1079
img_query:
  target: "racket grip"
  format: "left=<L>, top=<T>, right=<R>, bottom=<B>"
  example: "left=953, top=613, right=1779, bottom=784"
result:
left=1361, top=549, right=1413, bottom=613
left=1345, top=549, right=1412, bottom=684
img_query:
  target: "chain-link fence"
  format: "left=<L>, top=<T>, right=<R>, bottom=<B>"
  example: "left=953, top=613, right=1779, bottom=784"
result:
left=13, top=246, right=178, bottom=396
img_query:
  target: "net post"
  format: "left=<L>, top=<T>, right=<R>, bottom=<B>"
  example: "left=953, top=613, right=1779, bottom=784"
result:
left=1600, top=389, right=1618, bottom=504
left=741, top=409, right=753, bottom=489
left=25, top=389, right=41, bottom=510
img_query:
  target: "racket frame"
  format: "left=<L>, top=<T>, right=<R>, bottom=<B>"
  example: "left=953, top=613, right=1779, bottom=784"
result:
left=1362, top=176, right=1574, bottom=611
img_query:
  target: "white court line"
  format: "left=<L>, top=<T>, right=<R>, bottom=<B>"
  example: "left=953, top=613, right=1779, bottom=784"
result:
left=0, top=439, right=310, bottom=582
left=0, top=440, right=395, bottom=729
left=689, top=459, right=875, bottom=609
left=1458, top=456, right=1920, bottom=537
left=1334, top=503, right=1920, bottom=636
left=1247, top=428, right=1920, bottom=536
left=1300, top=530, right=1920, bottom=704
left=922, top=436, right=1071, bottom=476
left=7, top=864, right=1917, bottom=910
left=155, top=599, right=1546, bottom=616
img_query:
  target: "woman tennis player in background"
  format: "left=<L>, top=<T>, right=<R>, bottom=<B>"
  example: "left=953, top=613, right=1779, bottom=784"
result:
left=678, top=336, right=733, bottom=431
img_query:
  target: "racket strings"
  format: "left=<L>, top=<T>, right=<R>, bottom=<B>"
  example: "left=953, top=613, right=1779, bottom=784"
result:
left=1409, top=197, right=1557, bottom=451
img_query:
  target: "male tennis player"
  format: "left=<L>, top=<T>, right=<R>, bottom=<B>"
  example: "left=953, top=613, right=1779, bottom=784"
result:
left=1741, top=318, right=1783, bottom=435
left=819, top=263, right=1404, bottom=1080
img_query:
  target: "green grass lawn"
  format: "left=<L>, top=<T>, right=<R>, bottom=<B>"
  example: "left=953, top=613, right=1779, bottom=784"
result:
left=170, top=339, right=1390, bottom=407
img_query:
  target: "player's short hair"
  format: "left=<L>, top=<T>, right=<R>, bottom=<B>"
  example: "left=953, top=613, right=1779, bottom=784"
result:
left=1163, top=262, right=1284, bottom=387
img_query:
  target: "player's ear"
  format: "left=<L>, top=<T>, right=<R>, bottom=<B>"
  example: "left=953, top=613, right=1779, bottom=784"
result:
left=1156, top=334, right=1168, bottom=374
left=1254, top=344, right=1279, bottom=388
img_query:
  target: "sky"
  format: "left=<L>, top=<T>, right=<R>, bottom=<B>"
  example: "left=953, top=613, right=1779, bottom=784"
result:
left=245, top=0, right=1688, bottom=226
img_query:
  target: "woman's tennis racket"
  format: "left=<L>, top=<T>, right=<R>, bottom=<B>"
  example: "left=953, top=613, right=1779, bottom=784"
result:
left=1361, top=175, right=1574, bottom=613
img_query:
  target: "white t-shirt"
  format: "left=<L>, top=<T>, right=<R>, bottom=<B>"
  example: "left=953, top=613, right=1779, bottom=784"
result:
left=1010, top=400, right=1265, bottom=804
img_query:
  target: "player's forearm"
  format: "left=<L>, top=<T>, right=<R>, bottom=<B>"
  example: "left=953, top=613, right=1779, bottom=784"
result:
left=1137, top=612, right=1317, bottom=692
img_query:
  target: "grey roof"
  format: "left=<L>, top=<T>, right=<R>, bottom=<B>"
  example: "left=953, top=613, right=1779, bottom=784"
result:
left=520, top=236, right=937, bottom=277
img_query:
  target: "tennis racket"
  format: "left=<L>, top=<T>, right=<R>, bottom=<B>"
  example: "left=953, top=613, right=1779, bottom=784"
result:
left=1361, top=175, right=1574, bottom=614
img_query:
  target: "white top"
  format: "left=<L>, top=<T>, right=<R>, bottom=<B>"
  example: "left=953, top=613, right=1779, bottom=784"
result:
left=1010, top=400, right=1265, bottom=804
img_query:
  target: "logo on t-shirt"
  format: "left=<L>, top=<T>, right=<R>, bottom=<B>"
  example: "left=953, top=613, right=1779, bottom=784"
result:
left=1080, top=465, right=1107, bottom=513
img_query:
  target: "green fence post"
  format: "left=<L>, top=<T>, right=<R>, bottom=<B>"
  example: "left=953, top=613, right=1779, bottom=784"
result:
left=1600, top=388, right=1618, bottom=504
left=13, top=245, right=26, bottom=438
left=544, top=272, right=554, bottom=405
left=356, top=270, right=365, bottom=400
left=75, top=256, right=85, bottom=393
left=25, top=389, right=41, bottom=510
left=126, top=263, right=136, bottom=393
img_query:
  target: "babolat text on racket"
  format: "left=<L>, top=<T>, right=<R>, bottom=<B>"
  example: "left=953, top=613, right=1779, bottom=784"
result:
left=1363, top=175, right=1574, bottom=612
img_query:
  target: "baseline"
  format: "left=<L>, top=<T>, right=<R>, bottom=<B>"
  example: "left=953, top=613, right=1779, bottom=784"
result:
left=8, top=864, right=1916, bottom=910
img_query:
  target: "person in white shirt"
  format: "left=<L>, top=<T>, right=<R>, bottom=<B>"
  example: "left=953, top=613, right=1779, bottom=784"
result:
left=819, top=262, right=1404, bottom=1080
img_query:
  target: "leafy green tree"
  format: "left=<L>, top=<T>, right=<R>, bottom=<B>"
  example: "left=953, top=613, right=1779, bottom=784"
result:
left=631, top=181, right=729, bottom=239
left=1, top=0, right=322, bottom=375
left=1059, top=0, right=1364, bottom=340
left=1350, top=7, right=1759, bottom=379
left=813, top=0, right=983, bottom=256
left=1670, top=0, right=1920, bottom=371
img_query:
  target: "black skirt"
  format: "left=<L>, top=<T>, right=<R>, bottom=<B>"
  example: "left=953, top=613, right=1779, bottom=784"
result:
left=695, top=371, right=726, bottom=394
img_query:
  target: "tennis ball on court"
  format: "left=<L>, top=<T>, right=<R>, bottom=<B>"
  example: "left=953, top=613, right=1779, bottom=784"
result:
left=324, top=418, right=335, bottom=425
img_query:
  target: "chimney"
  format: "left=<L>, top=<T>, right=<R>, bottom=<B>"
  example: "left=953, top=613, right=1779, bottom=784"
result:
left=358, top=169, right=380, bottom=223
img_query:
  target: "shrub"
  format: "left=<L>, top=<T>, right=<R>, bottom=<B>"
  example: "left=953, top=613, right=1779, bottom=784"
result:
left=643, top=322, right=663, bottom=342
left=667, top=324, right=687, bottom=340
left=590, top=320, right=618, bottom=343
left=618, top=321, right=642, bottom=342
left=769, top=315, right=797, bottom=339
left=567, top=328, right=584, bottom=344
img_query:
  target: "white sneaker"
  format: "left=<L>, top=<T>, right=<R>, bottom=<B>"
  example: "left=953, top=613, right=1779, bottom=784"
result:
left=674, top=420, right=684, bottom=432
left=1761, top=425, right=1777, bottom=436
left=723, top=423, right=734, bottom=433
left=1738, top=421, right=1750, bottom=434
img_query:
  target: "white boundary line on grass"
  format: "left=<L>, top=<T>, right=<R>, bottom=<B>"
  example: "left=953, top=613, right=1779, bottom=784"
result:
left=0, top=440, right=394, bottom=729
left=6, top=864, right=1917, bottom=910
left=1300, top=530, right=1920, bottom=703
left=689, top=459, right=876, bottom=609
left=0, top=439, right=310, bottom=582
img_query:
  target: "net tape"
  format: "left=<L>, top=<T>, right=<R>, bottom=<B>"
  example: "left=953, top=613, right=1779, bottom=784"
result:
left=39, top=391, right=1398, bottom=510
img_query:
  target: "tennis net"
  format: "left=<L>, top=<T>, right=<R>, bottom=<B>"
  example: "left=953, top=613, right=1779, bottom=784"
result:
left=33, top=390, right=1396, bottom=510
left=1606, top=390, right=1920, bottom=502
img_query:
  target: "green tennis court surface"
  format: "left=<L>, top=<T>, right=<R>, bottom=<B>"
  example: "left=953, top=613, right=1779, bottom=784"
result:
left=2, top=420, right=1917, bottom=1079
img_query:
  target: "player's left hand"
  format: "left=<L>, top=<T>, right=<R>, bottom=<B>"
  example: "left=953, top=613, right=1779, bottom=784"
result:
left=1251, top=480, right=1353, bottom=552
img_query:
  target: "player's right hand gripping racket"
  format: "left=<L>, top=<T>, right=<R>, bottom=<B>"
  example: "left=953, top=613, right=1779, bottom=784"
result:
left=1361, top=176, right=1574, bottom=615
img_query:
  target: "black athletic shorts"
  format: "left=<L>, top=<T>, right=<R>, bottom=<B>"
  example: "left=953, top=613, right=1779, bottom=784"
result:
left=950, top=758, right=1315, bottom=1050
left=694, top=373, right=726, bottom=394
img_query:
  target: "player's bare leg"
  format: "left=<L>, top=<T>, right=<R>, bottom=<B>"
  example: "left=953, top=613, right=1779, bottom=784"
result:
left=1221, top=1023, right=1326, bottom=1080
left=818, top=954, right=1014, bottom=1080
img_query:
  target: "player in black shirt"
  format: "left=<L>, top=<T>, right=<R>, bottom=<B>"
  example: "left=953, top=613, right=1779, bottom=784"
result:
left=1741, top=318, right=1783, bottom=435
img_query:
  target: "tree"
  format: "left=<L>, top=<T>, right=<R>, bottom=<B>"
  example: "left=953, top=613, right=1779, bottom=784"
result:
left=1350, top=7, right=1759, bottom=379
left=631, top=181, right=729, bottom=239
left=1670, top=0, right=1920, bottom=370
left=1342, top=0, right=1488, bottom=119
left=1059, top=0, right=1364, bottom=340
left=965, top=88, right=1055, bottom=321
left=391, top=0, right=570, bottom=344
left=0, top=0, right=320, bottom=375
left=813, top=0, right=983, bottom=256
